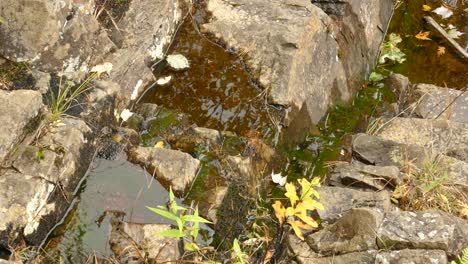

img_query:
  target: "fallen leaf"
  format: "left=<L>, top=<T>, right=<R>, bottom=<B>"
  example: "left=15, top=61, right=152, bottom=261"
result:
left=271, top=171, right=287, bottom=186
left=415, top=31, right=431, bottom=40
left=154, top=141, right=165, bottom=148
left=272, top=201, right=286, bottom=224
left=166, top=54, right=190, bottom=70
left=433, top=6, right=453, bottom=19
left=156, top=76, right=172, bottom=85
left=437, top=46, right=446, bottom=57
left=422, top=5, right=431, bottom=11
left=447, top=28, right=464, bottom=39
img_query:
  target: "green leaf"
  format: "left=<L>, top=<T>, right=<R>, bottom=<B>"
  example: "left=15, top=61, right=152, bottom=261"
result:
left=158, top=229, right=184, bottom=238
left=146, top=206, right=179, bottom=222
left=369, top=72, right=384, bottom=83
left=182, top=215, right=212, bottom=224
left=184, top=242, right=199, bottom=252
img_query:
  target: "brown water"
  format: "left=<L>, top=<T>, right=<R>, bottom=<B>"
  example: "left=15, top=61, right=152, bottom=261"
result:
left=386, top=0, right=467, bottom=88
left=140, top=19, right=279, bottom=139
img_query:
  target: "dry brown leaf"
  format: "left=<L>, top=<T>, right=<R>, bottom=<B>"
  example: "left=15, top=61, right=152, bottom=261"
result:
left=416, top=31, right=431, bottom=40
left=437, top=46, right=446, bottom=57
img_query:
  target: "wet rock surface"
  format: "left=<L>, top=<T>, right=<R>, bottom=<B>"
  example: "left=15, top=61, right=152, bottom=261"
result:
left=128, top=146, right=201, bottom=194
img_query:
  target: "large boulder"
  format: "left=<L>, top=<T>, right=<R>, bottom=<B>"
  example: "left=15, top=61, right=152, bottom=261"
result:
left=375, top=249, right=448, bottom=264
left=329, top=163, right=401, bottom=190
left=128, top=147, right=201, bottom=194
left=202, top=0, right=393, bottom=125
left=0, top=0, right=114, bottom=75
left=0, top=90, right=43, bottom=164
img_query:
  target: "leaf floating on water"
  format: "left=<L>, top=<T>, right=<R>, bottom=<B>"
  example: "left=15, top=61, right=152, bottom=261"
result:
left=447, top=28, right=464, bottom=39
left=415, top=31, right=431, bottom=40
left=422, top=5, right=431, bottom=11
left=437, top=46, right=446, bottom=57
left=433, top=6, right=453, bottom=19
left=166, top=54, right=190, bottom=70
left=156, top=76, right=172, bottom=85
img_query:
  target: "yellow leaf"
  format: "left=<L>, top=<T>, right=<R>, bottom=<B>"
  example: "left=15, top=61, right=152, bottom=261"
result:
left=293, top=220, right=316, bottom=231
left=295, top=211, right=319, bottom=228
left=272, top=201, right=286, bottom=224
left=415, top=31, right=431, bottom=40
left=154, top=141, right=165, bottom=148
left=422, top=5, right=431, bottom=11
left=285, top=183, right=299, bottom=207
left=300, top=198, right=324, bottom=211
left=287, top=220, right=305, bottom=240
left=458, top=201, right=468, bottom=219
left=286, top=206, right=296, bottom=217
left=437, top=46, right=446, bottom=57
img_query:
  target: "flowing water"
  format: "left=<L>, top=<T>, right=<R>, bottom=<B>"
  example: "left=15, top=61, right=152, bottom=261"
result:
left=42, top=0, right=467, bottom=261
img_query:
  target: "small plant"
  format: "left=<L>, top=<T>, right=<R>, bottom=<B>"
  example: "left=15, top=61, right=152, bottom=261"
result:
left=46, top=74, right=95, bottom=121
left=451, top=248, right=468, bottom=264
left=379, top=33, right=406, bottom=64
left=392, top=154, right=468, bottom=218
left=272, top=177, right=323, bottom=240
left=147, top=187, right=212, bottom=252
left=231, top=239, right=248, bottom=264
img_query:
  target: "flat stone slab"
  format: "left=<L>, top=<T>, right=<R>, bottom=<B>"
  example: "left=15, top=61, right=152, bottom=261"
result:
left=374, top=118, right=468, bottom=161
left=415, top=84, right=468, bottom=124
left=0, top=90, right=43, bottom=163
left=375, top=249, right=447, bottom=264
left=128, top=146, right=200, bottom=194
left=377, top=210, right=468, bottom=258
left=316, top=186, right=391, bottom=224
left=330, top=163, right=400, bottom=190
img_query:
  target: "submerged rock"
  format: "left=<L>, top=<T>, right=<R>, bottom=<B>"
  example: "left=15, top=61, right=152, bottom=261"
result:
left=128, top=146, right=200, bottom=194
left=109, top=217, right=180, bottom=263
left=316, top=186, right=391, bottom=224
left=0, top=90, right=43, bottom=164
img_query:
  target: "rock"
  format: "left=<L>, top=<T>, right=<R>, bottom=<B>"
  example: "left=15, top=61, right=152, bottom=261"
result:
left=352, top=133, right=429, bottom=167
left=375, top=249, right=448, bottom=264
left=109, top=218, right=180, bottom=263
left=191, top=127, right=222, bottom=144
left=377, top=210, right=468, bottom=258
left=31, top=70, right=51, bottom=94
left=106, top=0, right=181, bottom=105
left=12, top=146, right=60, bottom=182
left=330, top=163, right=400, bottom=190
left=414, top=84, right=468, bottom=124
left=0, top=0, right=114, bottom=75
left=316, top=186, right=391, bottom=224
left=307, top=208, right=383, bottom=255
left=0, top=170, right=55, bottom=247
left=135, top=103, right=160, bottom=120
left=0, top=90, right=43, bottom=164
left=387, top=74, right=410, bottom=111
left=128, top=147, right=200, bottom=194
left=202, top=0, right=392, bottom=124
left=375, top=118, right=468, bottom=161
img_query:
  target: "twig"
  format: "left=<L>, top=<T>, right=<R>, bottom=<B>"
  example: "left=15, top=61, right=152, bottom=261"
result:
left=424, top=16, right=468, bottom=59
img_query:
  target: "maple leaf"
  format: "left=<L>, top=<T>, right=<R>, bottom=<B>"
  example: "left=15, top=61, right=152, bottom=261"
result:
left=272, top=201, right=286, bottom=224
left=415, top=31, right=431, bottom=40
left=287, top=220, right=305, bottom=240
left=285, top=183, right=299, bottom=206
left=437, top=46, right=446, bottom=57
left=447, top=28, right=464, bottom=39
left=422, top=5, right=431, bottom=11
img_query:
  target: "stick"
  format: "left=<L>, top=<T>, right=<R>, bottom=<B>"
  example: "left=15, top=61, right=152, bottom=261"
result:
left=424, top=16, right=468, bottom=59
